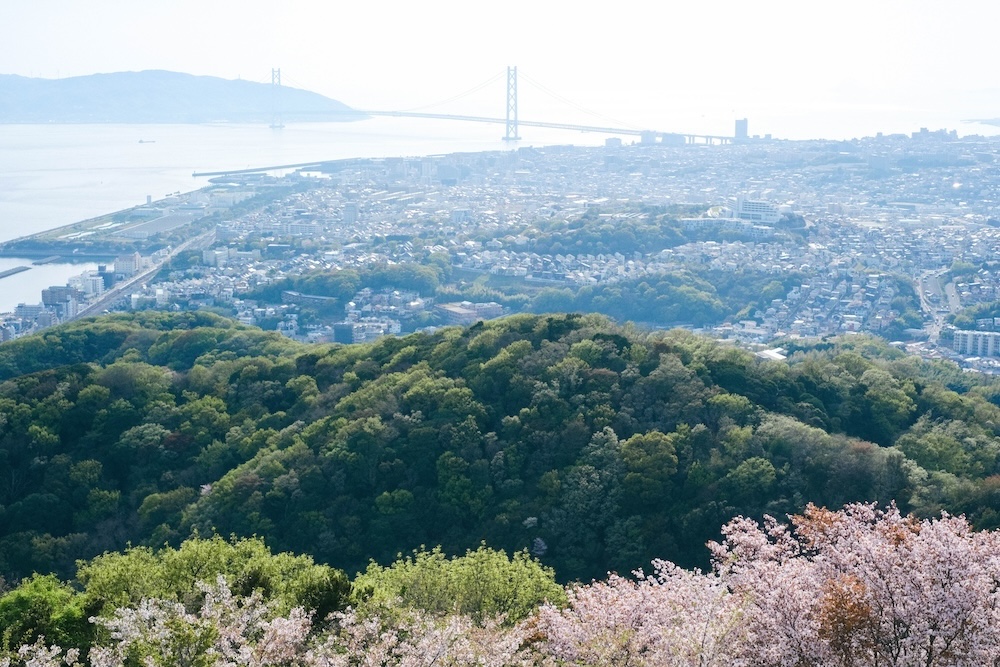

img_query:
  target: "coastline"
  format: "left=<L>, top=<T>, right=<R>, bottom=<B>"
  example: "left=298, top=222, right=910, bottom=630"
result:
left=0, top=190, right=204, bottom=250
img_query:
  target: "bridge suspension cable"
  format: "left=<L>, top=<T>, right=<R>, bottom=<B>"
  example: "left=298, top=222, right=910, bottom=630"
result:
left=518, top=70, right=642, bottom=131
left=281, top=72, right=320, bottom=91
left=396, top=70, right=505, bottom=113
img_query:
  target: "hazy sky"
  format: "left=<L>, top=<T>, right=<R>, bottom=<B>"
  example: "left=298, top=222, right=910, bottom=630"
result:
left=3, top=1, right=999, bottom=138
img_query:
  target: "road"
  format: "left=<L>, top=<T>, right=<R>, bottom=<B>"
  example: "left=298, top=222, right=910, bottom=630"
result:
left=917, top=269, right=950, bottom=343
left=70, top=229, right=215, bottom=321
left=944, top=280, right=962, bottom=312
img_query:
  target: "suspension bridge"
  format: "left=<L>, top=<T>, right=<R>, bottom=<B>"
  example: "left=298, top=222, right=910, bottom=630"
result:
left=193, top=67, right=739, bottom=178
left=277, top=66, right=738, bottom=145
left=351, top=67, right=735, bottom=146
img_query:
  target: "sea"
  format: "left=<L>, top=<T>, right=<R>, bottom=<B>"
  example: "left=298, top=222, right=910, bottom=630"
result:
left=1, top=112, right=999, bottom=313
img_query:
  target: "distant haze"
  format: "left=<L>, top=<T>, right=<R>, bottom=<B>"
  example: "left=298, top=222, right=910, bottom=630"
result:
left=2, top=1, right=1000, bottom=139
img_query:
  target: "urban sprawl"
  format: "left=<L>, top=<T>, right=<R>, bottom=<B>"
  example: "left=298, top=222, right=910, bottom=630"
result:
left=4, top=127, right=1000, bottom=371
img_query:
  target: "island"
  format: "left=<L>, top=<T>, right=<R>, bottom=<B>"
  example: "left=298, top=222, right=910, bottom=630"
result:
left=0, top=70, right=363, bottom=123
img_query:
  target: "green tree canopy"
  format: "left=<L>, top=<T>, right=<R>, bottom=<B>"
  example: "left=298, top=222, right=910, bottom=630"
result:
left=351, top=544, right=566, bottom=623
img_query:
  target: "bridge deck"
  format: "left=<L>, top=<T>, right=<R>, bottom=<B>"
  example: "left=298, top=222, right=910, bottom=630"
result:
left=362, top=110, right=731, bottom=143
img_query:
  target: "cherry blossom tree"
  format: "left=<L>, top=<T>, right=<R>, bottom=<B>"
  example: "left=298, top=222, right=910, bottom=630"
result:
left=307, top=608, right=531, bottom=667
left=712, top=503, right=1000, bottom=667
left=3, top=579, right=531, bottom=667
left=535, top=560, right=745, bottom=666
left=87, top=576, right=311, bottom=667
left=1, top=639, right=81, bottom=667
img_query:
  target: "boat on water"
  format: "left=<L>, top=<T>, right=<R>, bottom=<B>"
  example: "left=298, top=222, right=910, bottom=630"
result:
left=138, top=139, right=156, bottom=144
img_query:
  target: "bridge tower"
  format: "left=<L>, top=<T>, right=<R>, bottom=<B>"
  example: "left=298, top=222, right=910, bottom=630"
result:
left=503, top=66, right=519, bottom=142
left=270, top=68, right=284, bottom=129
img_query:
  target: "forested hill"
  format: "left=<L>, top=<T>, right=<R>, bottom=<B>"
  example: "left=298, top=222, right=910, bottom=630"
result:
left=1, top=311, right=1000, bottom=584
left=0, top=70, right=361, bottom=123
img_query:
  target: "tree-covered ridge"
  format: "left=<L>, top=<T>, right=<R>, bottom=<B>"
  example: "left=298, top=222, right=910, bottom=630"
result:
left=523, top=206, right=692, bottom=256
left=245, top=259, right=812, bottom=329
left=1, top=312, right=1000, bottom=583
left=0, top=311, right=300, bottom=379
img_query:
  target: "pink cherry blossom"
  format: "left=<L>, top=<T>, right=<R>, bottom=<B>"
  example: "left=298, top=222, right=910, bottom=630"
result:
left=8, top=504, right=1000, bottom=667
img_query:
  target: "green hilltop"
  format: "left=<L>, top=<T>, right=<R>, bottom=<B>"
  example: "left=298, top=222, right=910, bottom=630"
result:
left=0, top=311, right=999, bottom=584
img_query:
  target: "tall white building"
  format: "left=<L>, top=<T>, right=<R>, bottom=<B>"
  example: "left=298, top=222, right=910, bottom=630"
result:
left=735, top=118, right=749, bottom=141
left=115, top=252, right=143, bottom=276
left=68, top=270, right=105, bottom=296
left=342, top=202, right=359, bottom=225
left=952, top=330, right=1000, bottom=356
left=734, top=196, right=781, bottom=224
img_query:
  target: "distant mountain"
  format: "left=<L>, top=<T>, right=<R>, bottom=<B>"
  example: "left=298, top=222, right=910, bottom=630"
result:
left=0, top=70, right=364, bottom=123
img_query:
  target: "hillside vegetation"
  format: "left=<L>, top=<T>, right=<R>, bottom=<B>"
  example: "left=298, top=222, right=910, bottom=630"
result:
left=1, top=311, right=1000, bottom=585
left=3, top=506, right=1000, bottom=667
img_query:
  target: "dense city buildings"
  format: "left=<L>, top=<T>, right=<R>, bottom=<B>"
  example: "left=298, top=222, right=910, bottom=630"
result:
left=6, top=129, right=1000, bottom=369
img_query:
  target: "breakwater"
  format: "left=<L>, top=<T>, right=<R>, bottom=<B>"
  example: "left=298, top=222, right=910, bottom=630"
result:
left=0, top=266, right=31, bottom=280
